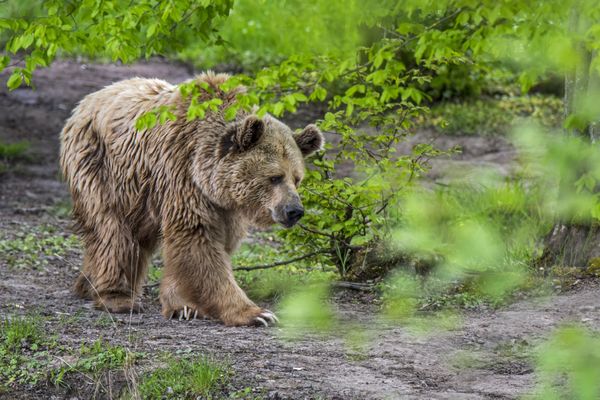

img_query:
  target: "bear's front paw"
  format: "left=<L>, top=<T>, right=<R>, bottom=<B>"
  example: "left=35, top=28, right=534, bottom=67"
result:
left=162, top=305, right=205, bottom=321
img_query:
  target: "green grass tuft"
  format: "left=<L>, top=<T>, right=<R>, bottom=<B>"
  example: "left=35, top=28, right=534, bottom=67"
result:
left=0, top=140, right=30, bottom=160
left=51, top=339, right=133, bottom=387
left=137, top=355, right=229, bottom=399
left=1, top=315, right=44, bottom=353
left=0, top=314, right=51, bottom=389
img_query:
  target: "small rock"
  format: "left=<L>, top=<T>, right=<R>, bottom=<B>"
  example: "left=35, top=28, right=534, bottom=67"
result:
left=267, top=391, right=282, bottom=400
left=579, top=305, right=597, bottom=313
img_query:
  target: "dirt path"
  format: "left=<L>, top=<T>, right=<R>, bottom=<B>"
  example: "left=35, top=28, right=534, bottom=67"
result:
left=1, top=60, right=599, bottom=399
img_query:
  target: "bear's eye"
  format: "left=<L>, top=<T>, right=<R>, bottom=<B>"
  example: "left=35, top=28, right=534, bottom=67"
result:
left=294, top=177, right=301, bottom=187
left=270, top=175, right=284, bottom=185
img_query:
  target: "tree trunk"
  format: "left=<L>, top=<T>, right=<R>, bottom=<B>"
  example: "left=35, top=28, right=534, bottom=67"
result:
left=539, top=9, right=600, bottom=270
left=539, top=223, right=600, bottom=269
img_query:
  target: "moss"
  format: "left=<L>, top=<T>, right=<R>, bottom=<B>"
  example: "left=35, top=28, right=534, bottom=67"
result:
left=586, top=258, right=600, bottom=277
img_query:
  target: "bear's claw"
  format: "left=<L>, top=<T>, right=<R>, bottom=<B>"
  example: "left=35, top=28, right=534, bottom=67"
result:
left=253, top=310, right=278, bottom=327
left=167, top=305, right=202, bottom=321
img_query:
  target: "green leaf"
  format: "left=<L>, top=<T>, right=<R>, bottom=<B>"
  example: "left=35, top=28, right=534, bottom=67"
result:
left=7, top=71, right=23, bottom=90
left=310, top=86, right=327, bottom=102
left=272, top=102, right=284, bottom=116
left=0, top=55, right=10, bottom=72
left=224, top=105, right=238, bottom=121
left=146, top=23, right=158, bottom=38
left=345, top=84, right=365, bottom=97
left=135, top=112, right=158, bottom=131
left=159, top=110, right=176, bottom=124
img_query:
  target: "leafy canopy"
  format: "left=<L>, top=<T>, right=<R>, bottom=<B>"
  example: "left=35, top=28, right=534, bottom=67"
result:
left=0, top=0, right=232, bottom=88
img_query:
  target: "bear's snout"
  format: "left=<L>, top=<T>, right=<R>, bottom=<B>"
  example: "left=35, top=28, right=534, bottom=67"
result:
left=272, top=201, right=304, bottom=228
left=283, top=204, right=304, bottom=227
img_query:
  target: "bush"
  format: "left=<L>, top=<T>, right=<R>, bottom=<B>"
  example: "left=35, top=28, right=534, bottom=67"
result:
left=421, top=95, right=563, bottom=136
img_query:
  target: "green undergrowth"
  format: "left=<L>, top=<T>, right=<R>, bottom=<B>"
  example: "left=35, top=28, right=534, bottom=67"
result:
left=2, top=316, right=134, bottom=394
left=419, top=94, right=563, bottom=136
left=50, top=339, right=133, bottom=387
left=0, top=140, right=31, bottom=173
left=233, top=238, right=336, bottom=302
left=233, top=173, right=556, bottom=310
left=0, top=224, right=79, bottom=269
left=134, top=355, right=230, bottom=400
left=148, top=263, right=163, bottom=284
left=0, top=314, right=54, bottom=390
left=0, top=313, right=135, bottom=393
left=1, top=312, right=230, bottom=398
left=236, top=267, right=335, bottom=303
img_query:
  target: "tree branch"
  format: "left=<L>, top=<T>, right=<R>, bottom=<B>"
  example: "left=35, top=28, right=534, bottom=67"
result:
left=332, top=281, right=374, bottom=291
left=233, top=250, right=331, bottom=271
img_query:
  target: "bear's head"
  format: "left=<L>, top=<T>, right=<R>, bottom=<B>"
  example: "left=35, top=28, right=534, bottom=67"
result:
left=198, top=114, right=324, bottom=228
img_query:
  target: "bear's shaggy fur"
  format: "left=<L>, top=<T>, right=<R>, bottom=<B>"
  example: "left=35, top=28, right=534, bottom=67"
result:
left=59, top=73, right=324, bottom=326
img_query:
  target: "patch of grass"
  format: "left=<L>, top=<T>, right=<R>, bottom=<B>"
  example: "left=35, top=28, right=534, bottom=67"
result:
left=0, top=140, right=30, bottom=160
left=419, top=286, right=487, bottom=310
left=49, top=199, right=72, bottom=219
left=449, top=349, right=487, bottom=370
left=56, top=310, right=83, bottom=328
left=136, top=355, right=230, bottom=400
left=93, top=313, right=115, bottom=328
left=0, top=314, right=53, bottom=390
left=51, top=339, right=133, bottom=387
left=0, top=224, right=79, bottom=269
left=494, top=339, right=533, bottom=362
left=1, top=315, right=44, bottom=351
left=420, top=94, right=563, bottom=136
left=232, top=238, right=283, bottom=268
left=0, top=140, right=31, bottom=173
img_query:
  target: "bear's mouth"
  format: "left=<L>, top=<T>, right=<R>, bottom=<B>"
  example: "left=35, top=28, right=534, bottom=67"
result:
left=270, top=204, right=304, bottom=228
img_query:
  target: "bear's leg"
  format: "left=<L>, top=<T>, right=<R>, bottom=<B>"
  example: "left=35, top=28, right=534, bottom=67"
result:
left=74, top=217, right=147, bottom=313
left=159, top=230, right=277, bottom=326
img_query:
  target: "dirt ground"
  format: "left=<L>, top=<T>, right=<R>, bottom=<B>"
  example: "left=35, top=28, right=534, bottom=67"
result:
left=1, top=60, right=599, bottom=400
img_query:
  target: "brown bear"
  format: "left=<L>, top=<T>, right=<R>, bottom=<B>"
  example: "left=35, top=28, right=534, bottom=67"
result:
left=59, top=72, right=324, bottom=326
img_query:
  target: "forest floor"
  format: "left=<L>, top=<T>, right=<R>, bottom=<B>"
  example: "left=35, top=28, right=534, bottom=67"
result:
left=1, top=60, right=599, bottom=400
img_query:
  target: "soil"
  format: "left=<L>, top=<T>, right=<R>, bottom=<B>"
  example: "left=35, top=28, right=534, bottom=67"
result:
left=1, top=60, right=599, bottom=400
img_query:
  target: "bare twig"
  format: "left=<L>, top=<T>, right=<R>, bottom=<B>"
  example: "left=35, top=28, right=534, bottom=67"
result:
left=332, top=281, right=375, bottom=291
left=233, top=250, right=331, bottom=271
left=298, top=223, right=336, bottom=238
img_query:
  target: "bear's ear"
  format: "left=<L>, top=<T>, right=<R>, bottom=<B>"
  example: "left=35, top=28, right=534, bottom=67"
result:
left=222, top=116, right=265, bottom=155
left=236, top=115, right=265, bottom=151
left=294, top=124, right=324, bottom=157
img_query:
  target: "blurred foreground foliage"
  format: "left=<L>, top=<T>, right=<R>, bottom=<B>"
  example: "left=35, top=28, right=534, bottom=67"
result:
left=529, top=326, right=600, bottom=400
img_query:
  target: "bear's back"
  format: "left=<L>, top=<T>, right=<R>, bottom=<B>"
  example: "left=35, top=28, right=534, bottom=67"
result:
left=59, top=78, right=179, bottom=214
